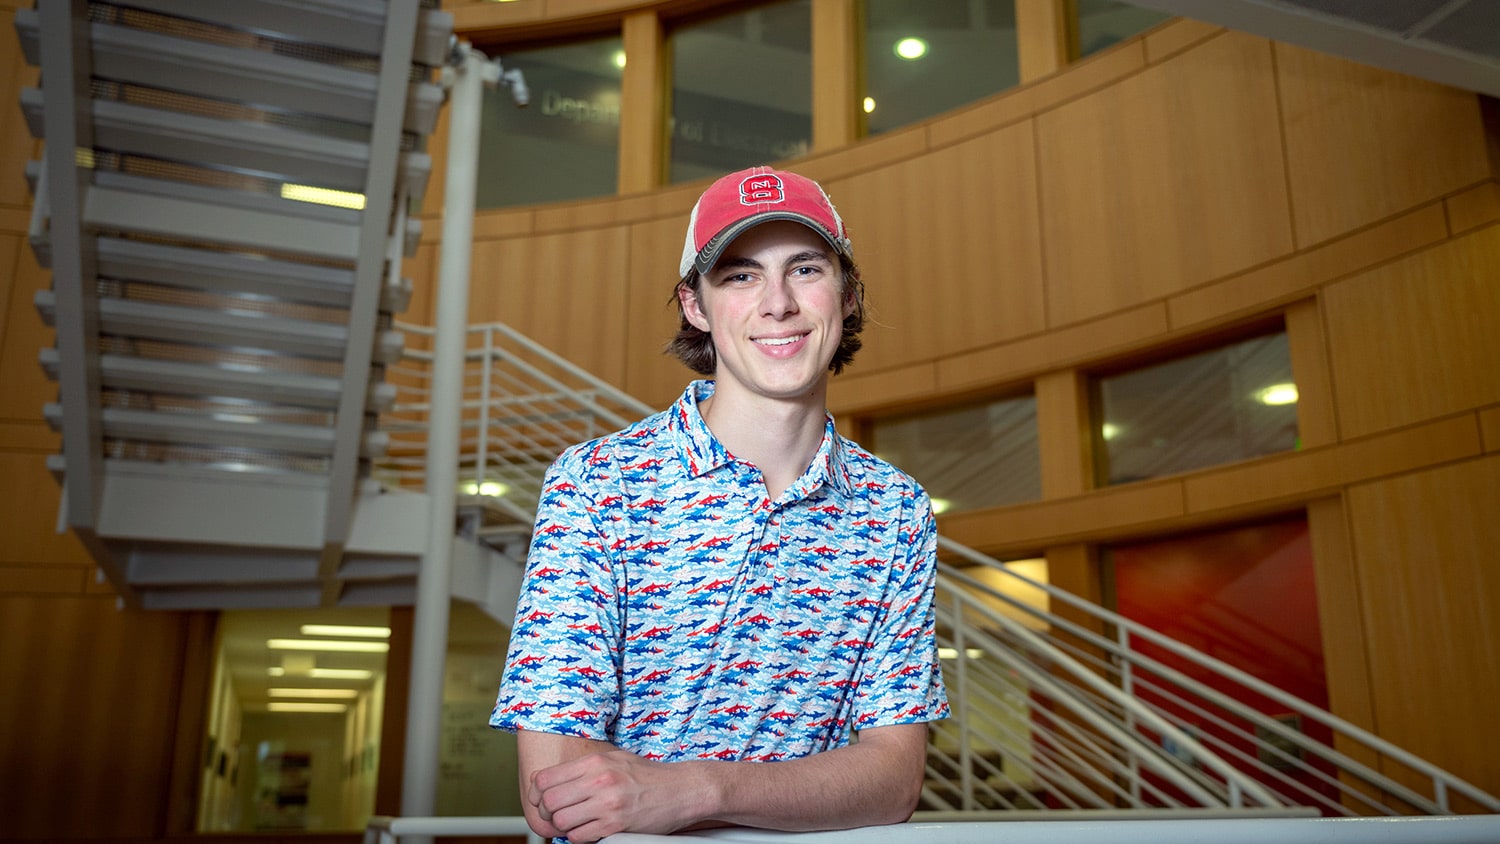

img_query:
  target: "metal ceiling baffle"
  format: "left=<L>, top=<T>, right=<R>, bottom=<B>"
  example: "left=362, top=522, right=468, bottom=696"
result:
left=18, top=0, right=453, bottom=610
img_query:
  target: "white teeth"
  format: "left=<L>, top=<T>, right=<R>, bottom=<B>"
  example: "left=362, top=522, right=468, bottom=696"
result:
left=756, top=335, right=802, bottom=346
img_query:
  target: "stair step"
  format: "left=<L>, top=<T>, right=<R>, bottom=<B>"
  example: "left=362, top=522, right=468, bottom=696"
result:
left=43, top=403, right=389, bottom=457
left=102, top=0, right=455, bottom=68
left=38, top=348, right=396, bottom=411
left=34, top=290, right=405, bottom=363
left=13, top=9, right=443, bottom=134
left=20, top=88, right=432, bottom=199
left=91, top=236, right=409, bottom=311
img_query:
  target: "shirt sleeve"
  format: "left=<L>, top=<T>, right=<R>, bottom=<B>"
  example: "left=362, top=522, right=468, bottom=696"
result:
left=490, top=455, right=623, bottom=740
left=852, top=486, right=950, bottom=729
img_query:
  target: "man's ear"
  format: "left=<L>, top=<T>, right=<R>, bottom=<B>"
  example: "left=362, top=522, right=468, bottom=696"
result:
left=680, top=284, right=711, bottom=332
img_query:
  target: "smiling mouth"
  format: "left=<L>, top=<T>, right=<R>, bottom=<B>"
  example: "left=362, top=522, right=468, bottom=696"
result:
left=754, top=333, right=808, bottom=347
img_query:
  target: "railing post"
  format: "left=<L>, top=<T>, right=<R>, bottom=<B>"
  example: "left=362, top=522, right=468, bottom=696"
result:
left=952, top=591, right=975, bottom=810
left=476, top=326, right=492, bottom=491
left=1119, top=626, right=1142, bottom=807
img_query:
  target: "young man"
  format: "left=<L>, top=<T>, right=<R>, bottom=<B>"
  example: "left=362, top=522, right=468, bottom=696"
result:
left=491, top=166, right=949, bottom=843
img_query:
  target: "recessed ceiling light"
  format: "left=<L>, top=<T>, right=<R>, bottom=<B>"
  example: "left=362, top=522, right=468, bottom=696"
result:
left=268, top=667, right=374, bottom=680
left=613, top=50, right=627, bottom=69
left=1101, top=423, right=1121, bottom=441
left=268, top=638, right=389, bottom=653
left=930, top=497, right=951, bottom=515
left=267, top=702, right=348, bottom=713
left=269, top=688, right=360, bottom=699
left=863, top=96, right=877, bottom=113
left=1256, top=384, right=1298, bottom=406
left=299, top=624, right=390, bottom=638
left=894, top=37, right=928, bottom=60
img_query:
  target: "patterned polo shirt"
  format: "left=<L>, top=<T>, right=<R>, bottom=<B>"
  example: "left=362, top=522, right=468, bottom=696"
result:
left=490, top=380, right=949, bottom=762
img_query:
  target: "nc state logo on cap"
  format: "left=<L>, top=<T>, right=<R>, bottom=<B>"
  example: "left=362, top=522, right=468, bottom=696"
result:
left=740, top=174, right=786, bottom=205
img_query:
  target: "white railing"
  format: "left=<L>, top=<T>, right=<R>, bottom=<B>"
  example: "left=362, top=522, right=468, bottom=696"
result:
left=931, top=538, right=1500, bottom=817
left=373, top=317, right=1500, bottom=821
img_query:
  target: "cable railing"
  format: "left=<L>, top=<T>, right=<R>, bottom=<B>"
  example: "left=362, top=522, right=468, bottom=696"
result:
left=373, top=317, right=1499, bottom=821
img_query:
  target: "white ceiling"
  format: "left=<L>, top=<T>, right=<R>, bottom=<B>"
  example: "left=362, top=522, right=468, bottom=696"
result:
left=1127, top=0, right=1500, bottom=98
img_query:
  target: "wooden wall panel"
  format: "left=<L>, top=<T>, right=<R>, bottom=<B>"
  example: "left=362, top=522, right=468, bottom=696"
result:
left=0, top=452, right=89, bottom=565
left=1345, top=455, right=1500, bottom=799
left=468, top=227, right=632, bottom=387
left=0, top=239, right=55, bottom=425
left=1036, top=32, right=1293, bottom=327
left=1323, top=226, right=1500, bottom=439
left=0, top=7, right=39, bottom=210
left=1275, top=43, right=1491, bottom=248
left=0, top=597, right=196, bottom=837
left=823, top=124, right=1046, bottom=372
left=623, top=214, right=692, bottom=409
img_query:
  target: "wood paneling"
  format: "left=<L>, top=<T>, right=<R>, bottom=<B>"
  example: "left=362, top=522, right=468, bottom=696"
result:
left=468, top=227, right=632, bottom=387
left=1035, top=369, right=1091, bottom=499
left=0, top=231, right=18, bottom=352
left=1323, top=226, right=1500, bottom=439
left=617, top=11, right=666, bottom=194
left=1284, top=298, right=1337, bottom=449
left=1345, top=455, right=1500, bottom=800
left=1015, top=0, right=1069, bottom=83
left=940, top=479, right=1183, bottom=556
left=0, top=597, right=197, bottom=837
left=0, top=563, right=85, bottom=594
left=1482, top=406, right=1500, bottom=454
left=1142, top=18, right=1222, bottom=65
left=823, top=123, right=1045, bottom=372
left=0, top=452, right=90, bottom=565
left=624, top=214, right=692, bottom=408
left=1166, top=203, right=1449, bottom=332
left=1275, top=43, right=1491, bottom=248
left=1036, top=33, right=1292, bottom=326
left=0, top=236, right=55, bottom=425
left=810, top=0, right=859, bottom=152
left=1446, top=180, right=1500, bottom=235
left=827, top=360, right=937, bottom=417
left=0, top=8, right=39, bottom=209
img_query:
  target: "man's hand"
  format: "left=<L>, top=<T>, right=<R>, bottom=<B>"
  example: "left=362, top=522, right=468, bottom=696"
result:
left=527, top=748, right=712, bottom=843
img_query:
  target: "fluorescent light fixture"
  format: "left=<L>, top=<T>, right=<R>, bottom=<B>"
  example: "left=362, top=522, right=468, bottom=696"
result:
left=938, top=648, right=984, bottom=660
left=299, top=624, right=390, bottom=639
left=267, top=702, right=348, bottom=713
left=269, top=688, right=360, bottom=699
left=461, top=481, right=509, bottom=497
left=894, top=37, right=928, bottom=60
left=863, top=96, right=876, bottom=113
left=267, top=638, right=389, bottom=653
left=268, top=667, right=374, bottom=680
left=1256, top=384, right=1298, bottom=406
left=280, top=183, right=366, bottom=210
left=929, top=497, right=951, bottom=515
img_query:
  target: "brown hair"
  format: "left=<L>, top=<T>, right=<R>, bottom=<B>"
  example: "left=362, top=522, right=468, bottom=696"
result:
left=665, top=254, right=866, bottom=376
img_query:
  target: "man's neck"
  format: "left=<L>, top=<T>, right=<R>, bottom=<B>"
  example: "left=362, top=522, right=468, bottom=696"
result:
left=698, top=382, right=829, bottom=500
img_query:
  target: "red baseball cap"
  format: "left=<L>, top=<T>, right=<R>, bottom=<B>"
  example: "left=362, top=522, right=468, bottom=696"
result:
left=679, top=166, right=853, bottom=277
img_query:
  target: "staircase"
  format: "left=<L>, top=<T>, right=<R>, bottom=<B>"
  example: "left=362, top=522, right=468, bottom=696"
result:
left=18, top=0, right=1499, bottom=825
left=18, top=0, right=450, bottom=610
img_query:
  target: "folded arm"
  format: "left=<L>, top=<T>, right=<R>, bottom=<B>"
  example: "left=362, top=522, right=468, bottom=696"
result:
left=517, top=722, right=928, bottom=843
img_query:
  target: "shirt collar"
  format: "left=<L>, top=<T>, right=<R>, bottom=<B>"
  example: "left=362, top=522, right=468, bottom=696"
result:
left=669, top=380, right=856, bottom=499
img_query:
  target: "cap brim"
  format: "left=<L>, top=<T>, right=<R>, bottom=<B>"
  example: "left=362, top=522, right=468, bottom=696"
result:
left=692, top=212, right=849, bottom=276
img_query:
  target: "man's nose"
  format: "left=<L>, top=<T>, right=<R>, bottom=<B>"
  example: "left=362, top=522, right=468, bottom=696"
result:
left=760, top=274, right=798, bottom=317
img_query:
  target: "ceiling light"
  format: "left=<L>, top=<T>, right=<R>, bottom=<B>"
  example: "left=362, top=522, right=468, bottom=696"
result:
left=267, top=702, right=348, bottom=713
left=938, top=647, right=984, bottom=660
left=894, top=37, right=928, bottom=60
left=1101, top=422, right=1121, bottom=441
left=863, top=97, right=876, bottom=113
left=267, top=638, right=389, bottom=653
left=613, top=50, right=626, bottom=69
left=300, top=624, right=390, bottom=639
left=929, top=497, right=951, bottom=515
left=1256, top=384, right=1299, bottom=406
left=269, top=688, right=360, bottom=699
left=269, top=667, right=374, bottom=680
left=280, top=183, right=366, bottom=210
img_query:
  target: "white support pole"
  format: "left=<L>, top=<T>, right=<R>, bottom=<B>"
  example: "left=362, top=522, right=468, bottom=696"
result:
left=402, top=41, right=488, bottom=825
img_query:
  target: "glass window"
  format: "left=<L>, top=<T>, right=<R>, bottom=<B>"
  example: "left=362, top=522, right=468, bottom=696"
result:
left=1076, top=0, right=1174, bottom=58
left=198, top=608, right=390, bottom=832
left=870, top=393, right=1040, bottom=516
left=1095, top=332, right=1299, bottom=485
left=476, top=36, right=623, bottom=208
left=669, top=0, right=813, bottom=184
left=863, top=0, right=1019, bottom=136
